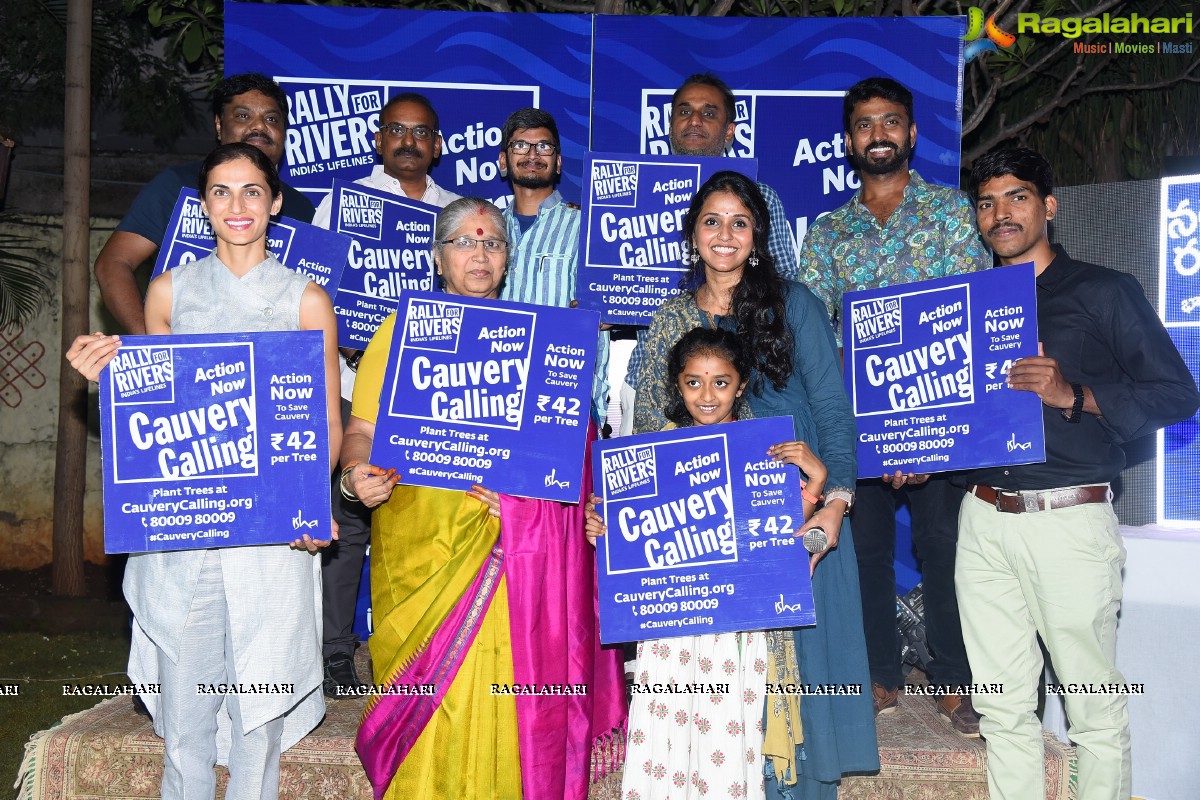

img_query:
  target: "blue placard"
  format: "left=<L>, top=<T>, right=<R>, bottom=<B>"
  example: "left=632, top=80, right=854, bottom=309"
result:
left=591, top=15, right=965, bottom=255
left=370, top=291, right=598, bottom=502
left=99, top=331, right=331, bottom=553
left=576, top=152, right=757, bottom=325
left=593, top=417, right=815, bottom=643
left=328, top=179, right=441, bottom=349
left=225, top=3, right=591, bottom=207
left=843, top=264, right=1046, bottom=477
left=151, top=188, right=350, bottom=299
left=1158, top=175, right=1200, bottom=524
left=1161, top=175, right=1200, bottom=326
left=1162, top=327, right=1200, bottom=523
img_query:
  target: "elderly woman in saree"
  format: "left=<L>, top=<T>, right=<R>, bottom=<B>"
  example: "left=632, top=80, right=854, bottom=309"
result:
left=632, top=171, right=879, bottom=800
left=338, top=197, right=626, bottom=800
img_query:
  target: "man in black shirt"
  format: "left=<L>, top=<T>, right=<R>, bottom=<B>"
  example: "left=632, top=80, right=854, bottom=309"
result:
left=958, top=147, right=1200, bottom=800
left=95, top=73, right=315, bottom=335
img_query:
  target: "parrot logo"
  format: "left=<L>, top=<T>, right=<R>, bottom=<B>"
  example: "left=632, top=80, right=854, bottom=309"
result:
left=963, top=7, right=1016, bottom=62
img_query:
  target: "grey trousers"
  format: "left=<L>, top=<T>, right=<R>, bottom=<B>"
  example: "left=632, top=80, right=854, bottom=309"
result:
left=156, top=551, right=286, bottom=800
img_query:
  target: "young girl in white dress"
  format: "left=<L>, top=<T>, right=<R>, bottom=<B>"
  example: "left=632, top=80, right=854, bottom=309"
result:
left=588, top=327, right=828, bottom=800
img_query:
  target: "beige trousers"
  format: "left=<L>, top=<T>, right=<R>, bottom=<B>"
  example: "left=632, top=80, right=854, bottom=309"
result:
left=955, top=491, right=1131, bottom=800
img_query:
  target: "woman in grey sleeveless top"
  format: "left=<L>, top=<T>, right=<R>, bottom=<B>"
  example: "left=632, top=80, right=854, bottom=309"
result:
left=66, top=143, right=342, bottom=800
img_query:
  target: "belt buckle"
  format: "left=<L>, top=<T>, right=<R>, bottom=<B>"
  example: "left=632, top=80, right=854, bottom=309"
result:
left=1020, top=491, right=1040, bottom=513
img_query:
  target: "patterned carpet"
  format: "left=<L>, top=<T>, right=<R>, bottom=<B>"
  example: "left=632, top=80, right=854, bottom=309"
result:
left=17, top=680, right=1075, bottom=799
left=842, top=688, right=1075, bottom=799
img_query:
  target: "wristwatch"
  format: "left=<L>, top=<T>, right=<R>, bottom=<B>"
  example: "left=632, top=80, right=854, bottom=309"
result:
left=1061, top=383, right=1084, bottom=423
left=824, top=489, right=854, bottom=513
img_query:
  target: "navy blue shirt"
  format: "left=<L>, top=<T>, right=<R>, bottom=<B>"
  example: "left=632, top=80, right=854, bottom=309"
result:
left=116, top=160, right=315, bottom=246
left=969, top=245, right=1199, bottom=490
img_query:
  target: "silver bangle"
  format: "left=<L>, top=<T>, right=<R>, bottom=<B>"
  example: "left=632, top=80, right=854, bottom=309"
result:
left=823, top=489, right=854, bottom=512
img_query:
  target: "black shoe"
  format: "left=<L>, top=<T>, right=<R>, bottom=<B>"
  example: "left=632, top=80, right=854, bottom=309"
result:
left=132, top=694, right=151, bottom=717
left=323, top=652, right=365, bottom=698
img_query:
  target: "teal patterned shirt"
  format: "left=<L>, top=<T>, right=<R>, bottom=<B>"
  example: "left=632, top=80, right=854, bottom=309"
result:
left=799, top=170, right=988, bottom=346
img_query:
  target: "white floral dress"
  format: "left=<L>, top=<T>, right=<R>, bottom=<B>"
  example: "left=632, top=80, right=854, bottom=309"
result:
left=623, top=631, right=769, bottom=800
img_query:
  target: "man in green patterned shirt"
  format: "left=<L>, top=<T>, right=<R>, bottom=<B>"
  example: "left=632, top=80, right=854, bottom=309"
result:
left=799, top=77, right=988, bottom=736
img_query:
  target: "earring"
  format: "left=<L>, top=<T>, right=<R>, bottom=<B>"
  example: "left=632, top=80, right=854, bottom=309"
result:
left=748, top=251, right=760, bottom=268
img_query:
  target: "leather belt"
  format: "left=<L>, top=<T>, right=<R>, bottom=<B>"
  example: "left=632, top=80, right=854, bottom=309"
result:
left=968, top=483, right=1110, bottom=514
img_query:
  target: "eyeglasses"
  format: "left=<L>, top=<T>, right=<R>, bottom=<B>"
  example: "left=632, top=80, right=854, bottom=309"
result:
left=440, top=236, right=509, bottom=253
left=380, top=123, right=437, bottom=140
left=508, top=140, right=557, bottom=155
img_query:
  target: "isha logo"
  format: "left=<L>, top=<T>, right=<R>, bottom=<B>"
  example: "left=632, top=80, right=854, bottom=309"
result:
left=1006, top=432, right=1032, bottom=453
left=963, top=7, right=1016, bottom=62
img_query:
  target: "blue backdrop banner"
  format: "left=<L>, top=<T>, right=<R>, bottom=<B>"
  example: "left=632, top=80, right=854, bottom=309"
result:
left=576, top=152, right=756, bottom=325
left=593, top=416, right=815, bottom=643
left=225, top=2, right=592, bottom=207
left=1158, top=175, right=1200, bottom=524
left=843, top=264, right=1045, bottom=477
left=151, top=188, right=350, bottom=299
left=591, top=15, right=965, bottom=258
left=328, top=179, right=441, bottom=348
left=370, top=291, right=598, bottom=502
left=100, top=331, right=331, bottom=553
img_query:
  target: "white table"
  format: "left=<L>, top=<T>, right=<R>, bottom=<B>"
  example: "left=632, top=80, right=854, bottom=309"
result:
left=1042, top=525, right=1200, bottom=800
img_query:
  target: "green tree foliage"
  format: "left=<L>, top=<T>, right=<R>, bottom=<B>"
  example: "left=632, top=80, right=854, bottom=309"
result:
left=961, top=0, right=1199, bottom=183
left=0, top=0, right=198, bottom=146
left=129, top=0, right=223, bottom=82
left=0, top=216, right=52, bottom=327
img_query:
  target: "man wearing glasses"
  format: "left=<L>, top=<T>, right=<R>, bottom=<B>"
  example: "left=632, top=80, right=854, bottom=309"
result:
left=497, top=107, right=609, bottom=425
left=311, top=92, right=460, bottom=698
left=95, top=72, right=316, bottom=336
left=311, top=92, right=461, bottom=227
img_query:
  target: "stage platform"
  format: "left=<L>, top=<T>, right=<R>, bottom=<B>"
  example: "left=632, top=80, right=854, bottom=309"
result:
left=18, top=680, right=1075, bottom=799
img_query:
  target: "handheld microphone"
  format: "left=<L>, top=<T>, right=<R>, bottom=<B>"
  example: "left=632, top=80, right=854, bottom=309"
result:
left=802, top=526, right=828, bottom=554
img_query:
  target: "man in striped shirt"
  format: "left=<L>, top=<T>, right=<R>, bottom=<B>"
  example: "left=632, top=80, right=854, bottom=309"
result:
left=498, top=107, right=609, bottom=425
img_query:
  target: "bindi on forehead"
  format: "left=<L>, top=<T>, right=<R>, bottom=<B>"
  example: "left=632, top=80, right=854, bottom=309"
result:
left=476, top=227, right=484, bottom=235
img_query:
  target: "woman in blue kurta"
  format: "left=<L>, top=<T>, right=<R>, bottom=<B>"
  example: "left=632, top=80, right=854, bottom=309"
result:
left=633, top=171, right=878, bottom=799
